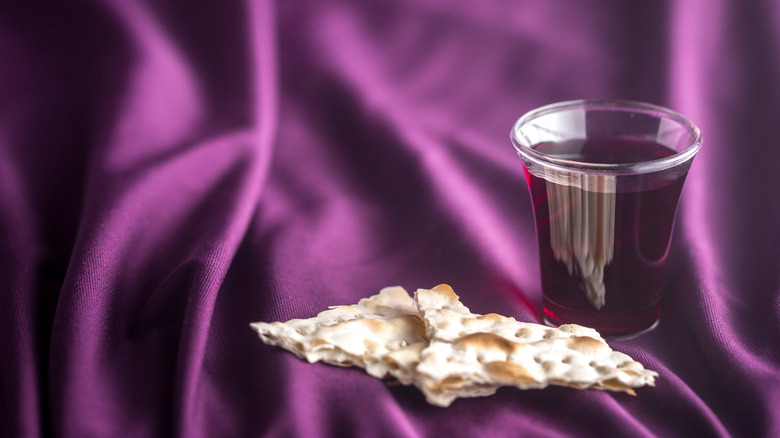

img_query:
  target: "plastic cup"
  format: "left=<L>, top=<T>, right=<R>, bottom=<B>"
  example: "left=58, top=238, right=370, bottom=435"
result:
left=511, top=100, right=701, bottom=337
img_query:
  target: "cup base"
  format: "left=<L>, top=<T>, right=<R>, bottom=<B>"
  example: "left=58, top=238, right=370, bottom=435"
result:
left=542, top=298, right=661, bottom=338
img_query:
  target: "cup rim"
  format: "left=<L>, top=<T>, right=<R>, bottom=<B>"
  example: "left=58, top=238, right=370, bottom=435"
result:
left=510, top=99, right=702, bottom=175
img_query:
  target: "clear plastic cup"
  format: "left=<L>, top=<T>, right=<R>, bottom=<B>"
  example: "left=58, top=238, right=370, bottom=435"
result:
left=511, top=100, right=701, bottom=337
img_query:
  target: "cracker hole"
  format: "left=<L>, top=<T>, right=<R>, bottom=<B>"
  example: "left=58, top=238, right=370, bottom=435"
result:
left=588, top=361, right=596, bottom=367
left=534, top=357, right=542, bottom=364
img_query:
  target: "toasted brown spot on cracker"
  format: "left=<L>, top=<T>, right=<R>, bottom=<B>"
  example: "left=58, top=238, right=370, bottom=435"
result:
left=567, top=336, right=608, bottom=354
left=453, top=332, right=518, bottom=355
left=484, top=361, right=539, bottom=386
left=432, top=284, right=456, bottom=294
left=433, top=376, right=470, bottom=390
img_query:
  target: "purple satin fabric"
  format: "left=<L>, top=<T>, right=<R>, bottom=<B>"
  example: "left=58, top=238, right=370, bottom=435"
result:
left=2, top=1, right=779, bottom=437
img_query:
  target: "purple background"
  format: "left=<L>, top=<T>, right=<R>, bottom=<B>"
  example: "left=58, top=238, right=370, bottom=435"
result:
left=2, top=1, right=779, bottom=436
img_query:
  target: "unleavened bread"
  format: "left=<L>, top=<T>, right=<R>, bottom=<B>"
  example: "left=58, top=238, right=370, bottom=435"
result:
left=251, top=284, right=657, bottom=406
left=250, top=286, right=426, bottom=384
left=413, top=285, right=658, bottom=406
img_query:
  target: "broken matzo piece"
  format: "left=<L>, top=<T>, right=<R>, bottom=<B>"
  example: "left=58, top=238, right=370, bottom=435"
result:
left=250, top=286, right=427, bottom=384
left=412, top=285, right=658, bottom=407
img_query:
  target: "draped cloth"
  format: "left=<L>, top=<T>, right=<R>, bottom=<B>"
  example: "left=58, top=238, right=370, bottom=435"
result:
left=1, top=1, right=779, bottom=436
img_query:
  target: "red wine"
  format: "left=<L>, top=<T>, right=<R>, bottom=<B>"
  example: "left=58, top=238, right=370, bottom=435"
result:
left=524, top=137, right=687, bottom=336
